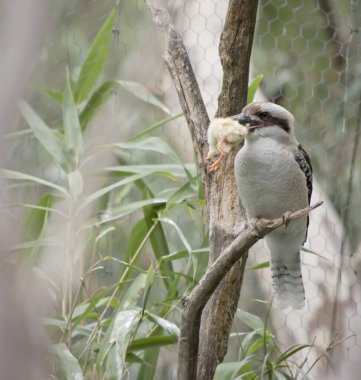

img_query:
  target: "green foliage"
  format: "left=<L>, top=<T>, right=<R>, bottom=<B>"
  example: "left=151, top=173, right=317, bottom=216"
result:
left=7, top=6, right=201, bottom=380
left=7, top=5, right=321, bottom=380
left=215, top=309, right=323, bottom=380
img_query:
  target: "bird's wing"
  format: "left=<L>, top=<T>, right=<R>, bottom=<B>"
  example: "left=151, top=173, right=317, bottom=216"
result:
left=294, top=144, right=313, bottom=243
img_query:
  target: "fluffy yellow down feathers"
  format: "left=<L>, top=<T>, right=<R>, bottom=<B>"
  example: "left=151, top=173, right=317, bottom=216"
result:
left=206, top=118, right=248, bottom=171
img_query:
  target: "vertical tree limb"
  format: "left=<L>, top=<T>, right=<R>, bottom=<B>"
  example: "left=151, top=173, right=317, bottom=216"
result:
left=144, top=1, right=259, bottom=379
left=144, top=0, right=211, bottom=200
left=198, top=2, right=259, bottom=379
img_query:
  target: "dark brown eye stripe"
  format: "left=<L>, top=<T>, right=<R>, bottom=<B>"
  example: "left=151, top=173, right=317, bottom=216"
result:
left=258, top=112, right=290, bottom=133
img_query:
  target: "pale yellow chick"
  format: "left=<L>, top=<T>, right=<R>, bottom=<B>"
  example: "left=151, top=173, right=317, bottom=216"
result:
left=206, top=118, right=248, bottom=171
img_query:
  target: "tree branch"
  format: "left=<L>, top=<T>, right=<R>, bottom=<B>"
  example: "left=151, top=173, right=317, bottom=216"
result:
left=144, top=0, right=211, bottom=200
left=177, top=201, right=323, bottom=380
left=198, top=2, right=259, bottom=378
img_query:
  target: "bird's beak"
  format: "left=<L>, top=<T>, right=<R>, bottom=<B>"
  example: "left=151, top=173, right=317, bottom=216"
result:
left=230, top=113, right=261, bottom=130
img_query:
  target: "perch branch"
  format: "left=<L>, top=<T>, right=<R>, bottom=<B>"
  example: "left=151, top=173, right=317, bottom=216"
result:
left=177, top=201, right=323, bottom=380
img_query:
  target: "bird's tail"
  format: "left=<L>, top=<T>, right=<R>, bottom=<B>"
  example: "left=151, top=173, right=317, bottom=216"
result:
left=270, top=257, right=305, bottom=310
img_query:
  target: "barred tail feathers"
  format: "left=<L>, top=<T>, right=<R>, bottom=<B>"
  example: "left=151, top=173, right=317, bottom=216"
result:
left=270, top=258, right=305, bottom=310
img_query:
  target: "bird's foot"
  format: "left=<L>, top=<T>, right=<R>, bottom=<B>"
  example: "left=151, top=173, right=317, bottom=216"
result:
left=208, top=154, right=224, bottom=171
left=282, top=211, right=292, bottom=228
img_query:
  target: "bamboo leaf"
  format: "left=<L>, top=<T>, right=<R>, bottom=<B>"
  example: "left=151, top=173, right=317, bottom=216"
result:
left=247, top=74, right=263, bottom=103
left=74, top=9, right=115, bottom=103
left=275, top=344, right=311, bottom=365
left=20, top=194, right=54, bottom=264
left=109, top=309, right=142, bottom=378
left=246, top=260, right=270, bottom=271
left=38, top=86, right=63, bottom=103
left=157, top=217, right=192, bottom=253
left=51, top=343, right=84, bottom=380
left=79, top=81, right=118, bottom=130
left=113, top=137, right=181, bottom=163
left=130, top=113, right=183, bottom=141
left=213, top=358, right=254, bottom=380
left=80, top=173, right=145, bottom=210
left=145, top=311, right=180, bottom=337
left=18, top=100, right=67, bottom=165
left=63, top=69, right=83, bottom=154
left=128, top=335, right=178, bottom=351
left=68, top=170, right=83, bottom=198
left=236, top=309, right=265, bottom=331
left=117, top=80, right=170, bottom=114
left=0, top=169, right=68, bottom=196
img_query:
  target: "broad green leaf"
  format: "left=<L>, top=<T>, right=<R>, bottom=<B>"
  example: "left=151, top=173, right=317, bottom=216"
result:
left=23, top=194, right=54, bottom=242
left=142, top=263, right=155, bottom=312
left=275, top=344, right=311, bottom=365
left=109, top=309, right=142, bottom=378
left=128, top=335, right=178, bottom=351
left=51, top=343, right=84, bottom=380
left=11, top=237, right=64, bottom=250
left=158, top=217, right=192, bottom=253
left=158, top=249, right=189, bottom=263
left=0, top=169, right=68, bottom=196
left=38, top=86, right=63, bottom=103
left=74, top=10, right=115, bottom=103
left=80, top=173, right=146, bottom=210
left=113, top=137, right=181, bottom=163
left=85, top=198, right=167, bottom=228
left=119, top=273, right=147, bottom=309
left=247, top=334, right=273, bottom=356
left=95, top=226, right=115, bottom=243
left=130, top=113, right=183, bottom=141
left=136, top=347, right=160, bottom=380
left=20, top=194, right=54, bottom=265
left=125, top=219, right=148, bottom=263
left=145, top=311, right=180, bottom=337
left=117, top=80, right=170, bottom=114
left=236, top=309, right=265, bottom=331
left=79, top=81, right=118, bottom=130
left=68, top=170, right=83, bottom=198
left=104, top=163, right=195, bottom=179
left=136, top=182, right=173, bottom=290
left=63, top=69, right=82, bottom=154
left=8, top=202, right=66, bottom=218
left=166, top=182, right=197, bottom=209
left=18, top=100, right=67, bottom=165
left=247, top=74, right=264, bottom=103
left=213, top=358, right=254, bottom=380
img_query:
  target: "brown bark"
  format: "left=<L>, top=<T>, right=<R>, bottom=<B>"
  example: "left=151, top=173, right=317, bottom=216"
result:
left=144, top=1, right=259, bottom=379
left=198, top=2, right=259, bottom=379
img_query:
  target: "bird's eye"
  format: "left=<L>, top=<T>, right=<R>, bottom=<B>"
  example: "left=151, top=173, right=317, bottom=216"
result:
left=259, top=112, right=269, bottom=118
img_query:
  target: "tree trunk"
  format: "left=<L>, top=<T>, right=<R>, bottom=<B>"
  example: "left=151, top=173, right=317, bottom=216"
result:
left=197, top=2, right=259, bottom=379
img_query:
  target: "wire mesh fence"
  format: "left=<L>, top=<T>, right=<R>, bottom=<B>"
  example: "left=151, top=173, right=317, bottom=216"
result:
left=6, top=0, right=361, bottom=378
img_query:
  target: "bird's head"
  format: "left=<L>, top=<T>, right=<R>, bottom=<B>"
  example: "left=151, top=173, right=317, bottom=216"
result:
left=231, top=102, right=296, bottom=142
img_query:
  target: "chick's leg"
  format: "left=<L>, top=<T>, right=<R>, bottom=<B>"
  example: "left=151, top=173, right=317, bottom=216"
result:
left=209, top=136, right=227, bottom=171
left=216, top=136, right=227, bottom=155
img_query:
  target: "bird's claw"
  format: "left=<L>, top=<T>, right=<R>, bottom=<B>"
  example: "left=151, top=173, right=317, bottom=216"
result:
left=208, top=160, right=221, bottom=171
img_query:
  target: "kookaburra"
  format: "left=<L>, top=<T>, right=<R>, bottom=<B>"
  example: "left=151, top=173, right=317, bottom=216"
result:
left=232, top=101, right=313, bottom=309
